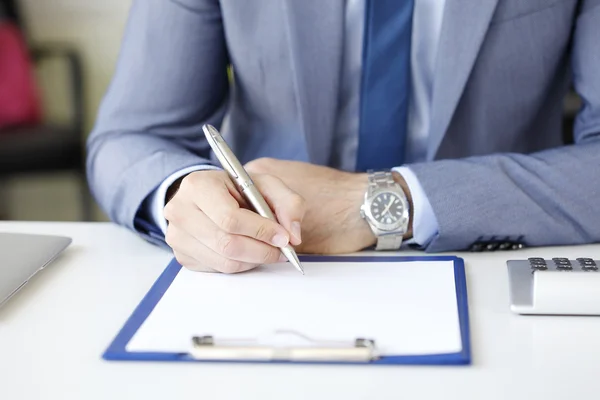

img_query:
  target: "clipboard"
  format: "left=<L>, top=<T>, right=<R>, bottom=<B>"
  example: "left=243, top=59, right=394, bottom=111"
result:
left=103, top=255, right=471, bottom=365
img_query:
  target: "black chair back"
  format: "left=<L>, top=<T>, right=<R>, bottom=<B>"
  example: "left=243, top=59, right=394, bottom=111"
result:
left=0, top=0, right=21, bottom=26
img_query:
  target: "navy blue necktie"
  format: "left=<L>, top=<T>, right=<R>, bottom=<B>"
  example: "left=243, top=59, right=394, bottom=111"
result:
left=355, top=0, right=414, bottom=172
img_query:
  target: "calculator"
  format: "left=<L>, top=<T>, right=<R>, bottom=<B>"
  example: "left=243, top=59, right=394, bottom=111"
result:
left=507, top=258, right=600, bottom=315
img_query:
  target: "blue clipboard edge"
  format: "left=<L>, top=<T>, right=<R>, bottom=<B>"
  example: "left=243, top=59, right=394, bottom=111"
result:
left=103, top=255, right=471, bottom=366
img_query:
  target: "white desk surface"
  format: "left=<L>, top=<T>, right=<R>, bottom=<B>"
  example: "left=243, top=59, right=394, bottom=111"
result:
left=1, top=222, right=599, bottom=400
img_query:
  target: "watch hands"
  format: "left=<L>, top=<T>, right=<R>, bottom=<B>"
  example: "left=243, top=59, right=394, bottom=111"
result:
left=382, top=198, right=395, bottom=217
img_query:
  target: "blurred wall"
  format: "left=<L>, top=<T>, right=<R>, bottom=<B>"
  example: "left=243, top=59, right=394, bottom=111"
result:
left=19, top=0, right=132, bottom=133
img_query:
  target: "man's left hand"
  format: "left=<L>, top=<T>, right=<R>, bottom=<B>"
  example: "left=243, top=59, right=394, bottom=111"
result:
left=244, top=158, right=376, bottom=254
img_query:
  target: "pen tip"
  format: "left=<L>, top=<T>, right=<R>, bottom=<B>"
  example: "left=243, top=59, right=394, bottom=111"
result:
left=280, top=246, right=305, bottom=275
left=291, top=257, right=305, bottom=275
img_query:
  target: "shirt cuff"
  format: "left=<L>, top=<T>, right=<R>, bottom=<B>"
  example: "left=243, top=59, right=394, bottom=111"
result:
left=147, top=165, right=221, bottom=235
left=392, top=166, right=439, bottom=248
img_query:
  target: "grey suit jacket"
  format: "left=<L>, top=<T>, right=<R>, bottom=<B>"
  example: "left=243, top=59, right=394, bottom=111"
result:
left=87, top=0, right=600, bottom=252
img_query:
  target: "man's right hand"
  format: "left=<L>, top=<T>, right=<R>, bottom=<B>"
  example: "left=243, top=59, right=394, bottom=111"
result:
left=163, top=170, right=305, bottom=273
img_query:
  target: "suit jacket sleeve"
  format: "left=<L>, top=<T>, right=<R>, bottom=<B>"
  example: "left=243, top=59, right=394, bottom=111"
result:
left=86, top=0, right=229, bottom=243
left=408, top=1, right=600, bottom=252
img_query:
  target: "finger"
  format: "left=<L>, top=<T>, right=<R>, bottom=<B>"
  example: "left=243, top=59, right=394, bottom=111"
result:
left=165, top=178, right=285, bottom=267
left=192, top=177, right=291, bottom=248
left=253, top=174, right=306, bottom=246
left=166, top=225, right=257, bottom=274
left=174, top=209, right=286, bottom=266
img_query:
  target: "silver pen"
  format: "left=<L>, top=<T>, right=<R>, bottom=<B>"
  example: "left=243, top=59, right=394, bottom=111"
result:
left=202, top=124, right=305, bottom=275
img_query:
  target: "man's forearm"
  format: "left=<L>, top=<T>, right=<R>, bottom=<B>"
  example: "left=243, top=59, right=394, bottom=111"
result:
left=407, top=141, right=600, bottom=252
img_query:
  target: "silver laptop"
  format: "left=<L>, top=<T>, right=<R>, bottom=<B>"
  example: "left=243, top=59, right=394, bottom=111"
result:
left=0, top=232, right=71, bottom=308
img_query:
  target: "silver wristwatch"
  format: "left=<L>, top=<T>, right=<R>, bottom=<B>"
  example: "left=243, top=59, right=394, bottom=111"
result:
left=360, top=170, right=410, bottom=250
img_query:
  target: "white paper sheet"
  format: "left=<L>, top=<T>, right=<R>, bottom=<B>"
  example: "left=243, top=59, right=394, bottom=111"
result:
left=127, top=260, right=462, bottom=356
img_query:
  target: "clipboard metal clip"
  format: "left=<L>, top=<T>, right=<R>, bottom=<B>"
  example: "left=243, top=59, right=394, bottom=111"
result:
left=190, top=330, right=379, bottom=363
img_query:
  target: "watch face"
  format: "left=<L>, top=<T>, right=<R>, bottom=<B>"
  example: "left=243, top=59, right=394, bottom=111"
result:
left=369, top=191, right=405, bottom=227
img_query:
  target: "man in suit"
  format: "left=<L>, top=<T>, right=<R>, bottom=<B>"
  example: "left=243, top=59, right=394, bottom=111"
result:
left=87, top=0, right=600, bottom=273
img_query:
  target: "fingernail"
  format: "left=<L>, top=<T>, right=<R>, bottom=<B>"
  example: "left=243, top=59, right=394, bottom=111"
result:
left=291, top=221, right=302, bottom=242
left=278, top=253, right=287, bottom=262
left=271, top=234, right=289, bottom=248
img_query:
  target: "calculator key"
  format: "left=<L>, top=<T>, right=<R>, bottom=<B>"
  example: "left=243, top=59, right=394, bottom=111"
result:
left=530, top=264, right=548, bottom=271
left=556, top=265, right=573, bottom=270
left=576, top=258, right=596, bottom=267
left=498, top=242, right=511, bottom=250
left=577, top=258, right=598, bottom=271
left=528, top=259, right=547, bottom=270
left=528, top=258, right=546, bottom=269
left=552, top=258, right=572, bottom=271
left=470, top=242, right=485, bottom=252
left=486, top=243, right=499, bottom=251
left=552, top=258, right=571, bottom=266
left=528, top=257, right=546, bottom=264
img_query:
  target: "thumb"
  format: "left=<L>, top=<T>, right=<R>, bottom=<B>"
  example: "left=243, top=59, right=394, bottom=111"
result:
left=252, top=174, right=305, bottom=246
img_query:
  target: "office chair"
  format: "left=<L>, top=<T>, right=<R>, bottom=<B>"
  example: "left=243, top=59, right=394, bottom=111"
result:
left=0, top=0, right=92, bottom=221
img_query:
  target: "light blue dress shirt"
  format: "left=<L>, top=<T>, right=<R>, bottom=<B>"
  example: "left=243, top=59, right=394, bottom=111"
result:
left=146, top=0, right=445, bottom=248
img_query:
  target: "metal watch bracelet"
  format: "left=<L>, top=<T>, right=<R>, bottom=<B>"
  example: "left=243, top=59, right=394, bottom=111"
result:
left=367, top=170, right=406, bottom=251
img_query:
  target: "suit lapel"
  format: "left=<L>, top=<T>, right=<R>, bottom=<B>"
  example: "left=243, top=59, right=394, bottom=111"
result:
left=283, top=0, right=344, bottom=165
left=428, top=0, right=500, bottom=160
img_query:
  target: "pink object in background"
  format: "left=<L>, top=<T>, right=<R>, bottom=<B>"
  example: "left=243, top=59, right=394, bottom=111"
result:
left=0, top=21, right=42, bottom=130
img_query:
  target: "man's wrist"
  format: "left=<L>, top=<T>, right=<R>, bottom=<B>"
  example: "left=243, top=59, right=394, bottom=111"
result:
left=349, top=171, right=413, bottom=250
left=348, top=173, right=378, bottom=249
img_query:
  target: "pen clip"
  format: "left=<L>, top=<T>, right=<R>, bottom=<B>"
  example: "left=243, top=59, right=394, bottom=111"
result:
left=203, top=124, right=251, bottom=184
left=211, top=140, right=239, bottom=179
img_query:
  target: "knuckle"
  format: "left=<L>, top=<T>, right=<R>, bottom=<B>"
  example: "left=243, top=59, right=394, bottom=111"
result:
left=255, top=172, right=277, bottom=184
left=246, top=157, right=273, bottom=174
left=219, top=210, right=240, bottom=233
left=186, top=170, right=208, bottom=184
left=253, top=174, right=281, bottom=193
left=181, top=170, right=220, bottom=192
left=244, top=159, right=257, bottom=171
left=165, top=228, right=177, bottom=249
left=254, top=222, right=273, bottom=241
left=179, top=173, right=195, bottom=192
left=163, top=201, right=177, bottom=222
left=216, top=233, right=237, bottom=257
left=290, top=193, right=306, bottom=210
left=258, top=157, right=275, bottom=164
